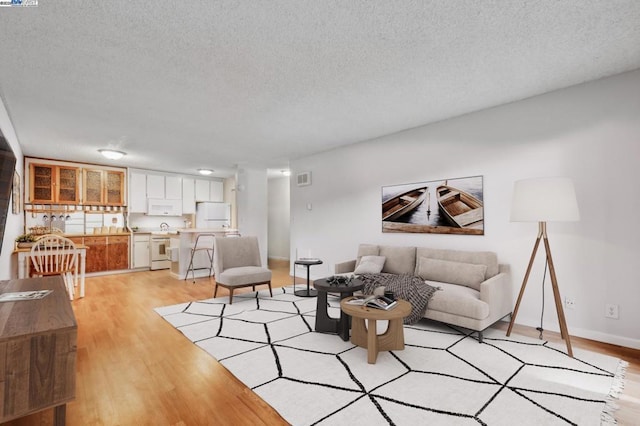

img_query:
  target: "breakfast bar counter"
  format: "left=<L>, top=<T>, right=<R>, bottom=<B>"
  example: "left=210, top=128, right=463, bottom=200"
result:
left=169, top=228, right=238, bottom=280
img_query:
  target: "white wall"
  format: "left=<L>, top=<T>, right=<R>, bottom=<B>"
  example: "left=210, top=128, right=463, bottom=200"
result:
left=0, top=95, right=24, bottom=280
left=290, top=70, right=640, bottom=349
left=268, top=176, right=290, bottom=260
left=235, top=166, right=268, bottom=265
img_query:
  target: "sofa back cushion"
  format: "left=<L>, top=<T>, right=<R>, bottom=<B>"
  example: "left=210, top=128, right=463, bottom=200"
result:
left=379, top=245, right=416, bottom=275
left=416, top=257, right=487, bottom=291
left=415, top=247, right=498, bottom=279
left=356, top=244, right=380, bottom=267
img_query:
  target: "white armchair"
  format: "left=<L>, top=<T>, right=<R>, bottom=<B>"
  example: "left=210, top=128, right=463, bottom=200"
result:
left=213, top=236, right=272, bottom=304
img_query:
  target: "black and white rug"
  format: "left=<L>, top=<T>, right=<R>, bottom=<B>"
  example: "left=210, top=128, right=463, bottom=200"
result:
left=155, top=286, right=626, bottom=425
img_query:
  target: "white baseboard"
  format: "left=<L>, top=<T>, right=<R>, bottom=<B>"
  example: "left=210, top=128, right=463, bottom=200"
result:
left=516, top=317, right=640, bottom=350
left=268, top=256, right=289, bottom=261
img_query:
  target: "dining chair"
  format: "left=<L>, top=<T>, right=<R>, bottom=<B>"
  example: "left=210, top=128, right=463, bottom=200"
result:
left=29, top=234, right=79, bottom=300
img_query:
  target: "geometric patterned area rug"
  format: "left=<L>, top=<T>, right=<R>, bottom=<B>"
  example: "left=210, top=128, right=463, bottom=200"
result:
left=155, top=286, right=627, bottom=426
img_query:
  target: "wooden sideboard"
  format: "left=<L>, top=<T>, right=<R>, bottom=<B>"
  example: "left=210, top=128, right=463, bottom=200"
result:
left=0, top=276, right=77, bottom=425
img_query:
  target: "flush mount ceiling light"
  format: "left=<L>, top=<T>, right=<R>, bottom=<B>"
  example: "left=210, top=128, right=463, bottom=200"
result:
left=98, top=149, right=126, bottom=160
left=198, top=169, right=214, bottom=175
left=281, top=170, right=291, bottom=176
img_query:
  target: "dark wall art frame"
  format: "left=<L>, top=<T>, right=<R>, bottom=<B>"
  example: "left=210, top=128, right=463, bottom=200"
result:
left=381, top=175, right=484, bottom=235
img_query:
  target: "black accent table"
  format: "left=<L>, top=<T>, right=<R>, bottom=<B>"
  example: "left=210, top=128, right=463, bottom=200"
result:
left=293, top=259, right=323, bottom=297
left=313, top=278, right=363, bottom=341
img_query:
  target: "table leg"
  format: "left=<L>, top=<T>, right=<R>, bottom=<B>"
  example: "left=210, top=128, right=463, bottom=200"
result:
left=79, top=250, right=86, bottom=298
left=338, top=293, right=353, bottom=341
left=315, top=291, right=338, bottom=333
left=294, top=265, right=317, bottom=297
left=54, top=404, right=66, bottom=426
left=18, top=252, right=27, bottom=279
left=367, top=319, right=379, bottom=364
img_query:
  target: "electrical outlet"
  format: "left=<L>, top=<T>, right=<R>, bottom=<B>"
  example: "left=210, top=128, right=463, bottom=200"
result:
left=564, top=297, right=575, bottom=310
left=605, top=304, right=619, bottom=319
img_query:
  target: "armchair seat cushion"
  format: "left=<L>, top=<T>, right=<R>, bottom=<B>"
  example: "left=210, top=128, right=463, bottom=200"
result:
left=425, top=281, right=489, bottom=321
left=218, top=266, right=272, bottom=287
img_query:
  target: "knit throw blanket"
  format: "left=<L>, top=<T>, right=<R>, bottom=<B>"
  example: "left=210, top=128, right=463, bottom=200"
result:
left=359, top=273, right=439, bottom=324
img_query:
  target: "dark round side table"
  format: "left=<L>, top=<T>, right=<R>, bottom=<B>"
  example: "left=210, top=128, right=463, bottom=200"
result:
left=293, top=259, right=323, bottom=297
left=313, top=278, right=363, bottom=341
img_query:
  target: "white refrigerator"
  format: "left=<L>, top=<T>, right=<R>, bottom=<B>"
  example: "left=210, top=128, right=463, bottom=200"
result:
left=195, top=202, right=231, bottom=228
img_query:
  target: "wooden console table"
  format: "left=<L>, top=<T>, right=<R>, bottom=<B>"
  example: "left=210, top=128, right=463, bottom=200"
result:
left=0, top=276, right=77, bottom=425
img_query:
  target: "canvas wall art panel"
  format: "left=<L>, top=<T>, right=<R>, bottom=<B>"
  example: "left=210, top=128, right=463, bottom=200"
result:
left=382, top=175, right=484, bottom=235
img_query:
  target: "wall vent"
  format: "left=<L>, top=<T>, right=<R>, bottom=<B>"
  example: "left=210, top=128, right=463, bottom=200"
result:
left=296, top=171, right=311, bottom=187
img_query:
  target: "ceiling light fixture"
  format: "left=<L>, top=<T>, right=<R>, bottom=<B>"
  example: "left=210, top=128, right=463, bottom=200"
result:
left=98, top=149, right=126, bottom=160
left=198, top=169, right=214, bottom=176
left=281, top=170, right=291, bottom=176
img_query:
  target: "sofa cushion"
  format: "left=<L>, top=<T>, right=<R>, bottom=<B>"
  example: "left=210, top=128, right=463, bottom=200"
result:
left=354, top=255, right=386, bottom=274
left=416, top=257, right=487, bottom=291
left=426, top=281, right=489, bottom=320
left=415, top=247, right=498, bottom=279
left=379, top=246, right=416, bottom=275
left=355, top=244, right=380, bottom=267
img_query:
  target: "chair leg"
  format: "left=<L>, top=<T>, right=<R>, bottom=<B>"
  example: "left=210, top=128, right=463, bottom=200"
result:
left=213, top=283, right=219, bottom=298
left=268, top=281, right=272, bottom=297
left=228, top=288, right=234, bottom=305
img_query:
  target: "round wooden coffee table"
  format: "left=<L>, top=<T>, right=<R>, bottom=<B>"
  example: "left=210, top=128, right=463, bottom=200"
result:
left=340, top=298, right=412, bottom=364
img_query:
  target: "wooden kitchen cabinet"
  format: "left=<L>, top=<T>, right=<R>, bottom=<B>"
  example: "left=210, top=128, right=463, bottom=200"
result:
left=29, top=163, right=80, bottom=204
left=107, top=235, right=129, bottom=270
left=82, top=235, right=129, bottom=272
left=84, top=236, right=108, bottom=273
left=83, top=169, right=126, bottom=206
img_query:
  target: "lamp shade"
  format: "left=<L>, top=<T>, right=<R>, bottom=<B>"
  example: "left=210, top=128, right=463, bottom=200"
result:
left=510, top=177, right=580, bottom=222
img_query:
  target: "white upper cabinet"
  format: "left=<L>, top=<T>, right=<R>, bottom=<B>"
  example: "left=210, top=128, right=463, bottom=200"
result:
left=146, top=174, right=181, bottom=199
left=165, top=176, right=182, bottom=199
left=146, top=174, right=165, bottom=199
left=182, top=178, right=196, bottom=214
left=210, top=180, right=224, bottom=202
left=129, top=172, right=147, bottom=213
left=195, top=179, right=210, bottom=202
left=195, top=179, right=224, bottom=202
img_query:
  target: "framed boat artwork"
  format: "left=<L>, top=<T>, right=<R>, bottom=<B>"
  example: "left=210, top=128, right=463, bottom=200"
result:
left=381, top=175, right=484, bottom=235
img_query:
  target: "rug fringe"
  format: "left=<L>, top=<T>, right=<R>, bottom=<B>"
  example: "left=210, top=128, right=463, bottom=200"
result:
left=600, top=359, right=628, bottom=425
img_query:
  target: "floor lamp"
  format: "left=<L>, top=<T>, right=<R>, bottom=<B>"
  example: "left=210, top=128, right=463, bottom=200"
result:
left=506, top=177, right=580, bottom=357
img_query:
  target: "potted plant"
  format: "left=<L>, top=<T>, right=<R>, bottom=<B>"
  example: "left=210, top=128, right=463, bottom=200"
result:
left=15, top=233, right=37, bottom=249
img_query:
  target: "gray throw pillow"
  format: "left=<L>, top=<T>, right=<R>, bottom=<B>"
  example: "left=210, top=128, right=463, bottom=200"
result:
left=416, top=256, right=487, bottom=291
left=354, top=255, right=386, bottom=274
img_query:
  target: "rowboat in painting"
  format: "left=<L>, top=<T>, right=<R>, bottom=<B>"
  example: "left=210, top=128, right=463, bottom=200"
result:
left=382, top=187, right=428, bottom=221
left=436, top=185, right=483, bottom=229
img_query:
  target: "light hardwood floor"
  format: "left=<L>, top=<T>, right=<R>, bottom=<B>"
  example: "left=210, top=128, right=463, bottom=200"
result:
left=5, top=260, right=639, bottom=425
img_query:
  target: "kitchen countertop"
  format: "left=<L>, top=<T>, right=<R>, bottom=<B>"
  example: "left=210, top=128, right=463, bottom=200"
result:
left=176, top=228, right=237, bottom=234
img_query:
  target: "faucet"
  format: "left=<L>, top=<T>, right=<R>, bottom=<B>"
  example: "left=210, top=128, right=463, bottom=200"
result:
left=160, top=222, right=169, bottom=231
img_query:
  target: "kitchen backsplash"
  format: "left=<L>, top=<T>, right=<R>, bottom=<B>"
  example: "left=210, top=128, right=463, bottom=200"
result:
left=128, top=213, right=194, bottom=231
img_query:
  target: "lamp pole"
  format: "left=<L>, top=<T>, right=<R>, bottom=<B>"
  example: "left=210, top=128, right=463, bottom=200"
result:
left=506, top=221, right=573, bottom=357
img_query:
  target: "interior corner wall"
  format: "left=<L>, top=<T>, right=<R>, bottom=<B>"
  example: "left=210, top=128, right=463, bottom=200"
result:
left=290, top=69, right=640, bottom=349
left=0, top=94, right=24, bottom=280
left=268, top=176, right=290, bottom=260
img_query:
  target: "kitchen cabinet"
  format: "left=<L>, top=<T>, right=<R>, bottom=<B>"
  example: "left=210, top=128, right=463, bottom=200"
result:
left=146, top=174, right=182, bottom=200
left=182, top=177, right=195, bottom=214
left=29, top=163, right=80, bottom=204
left=83, top=169, right=126, bottom=206
left=133, top=234, right=151, bottom=268
left=107, top=235, right=129, bottom=270
left=82, top=235, right=129, bottom=272
left=129, top=172, right=147, bottom=213
left=195, top=179, right=224, bottom=202
left=146, top=174, right=165, bottom=199
left=84, top=236, right=108, bottom=273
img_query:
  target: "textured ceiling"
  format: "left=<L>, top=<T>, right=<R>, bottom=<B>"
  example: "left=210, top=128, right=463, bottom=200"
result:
left=0, top=1, right=639, bottom=178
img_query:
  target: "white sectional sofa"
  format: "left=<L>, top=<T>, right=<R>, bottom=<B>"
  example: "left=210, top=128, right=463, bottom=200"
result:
left=335, top=244, right=513, bottom=342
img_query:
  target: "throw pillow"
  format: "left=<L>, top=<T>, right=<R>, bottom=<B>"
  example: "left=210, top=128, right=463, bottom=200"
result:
left=354, top=255, right=386, bottom=274
left=416, top=257, right=487, bottom=291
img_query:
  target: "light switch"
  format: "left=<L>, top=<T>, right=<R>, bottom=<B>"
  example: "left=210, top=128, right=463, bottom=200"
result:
left=306, top=203, right=312, bottom=211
